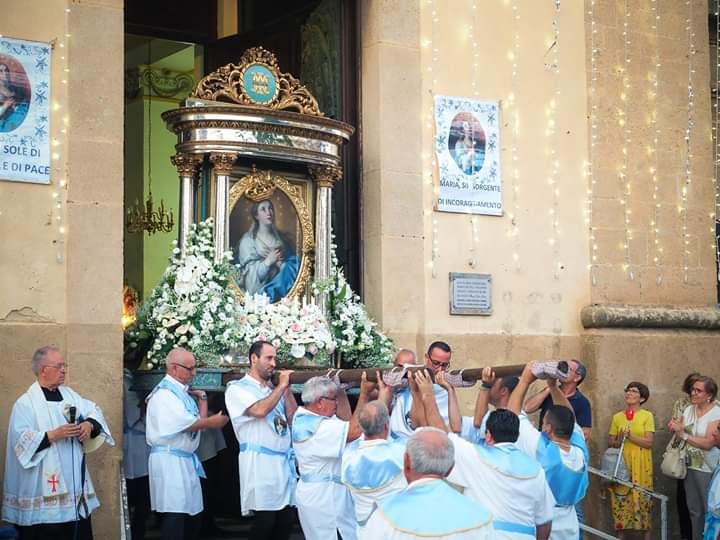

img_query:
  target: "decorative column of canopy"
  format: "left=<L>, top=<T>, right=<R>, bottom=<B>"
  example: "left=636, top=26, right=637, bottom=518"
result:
left=209, top=152, right=238, bottom=263
left=309, top=164, right=342, bottom=312
left=171, top=153, right=203, bottom=256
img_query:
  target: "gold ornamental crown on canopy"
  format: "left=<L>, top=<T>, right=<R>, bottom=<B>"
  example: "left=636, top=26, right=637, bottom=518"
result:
left=243, top=166, right=277, bottom=202
left=191, top=47, right=323, bottom=117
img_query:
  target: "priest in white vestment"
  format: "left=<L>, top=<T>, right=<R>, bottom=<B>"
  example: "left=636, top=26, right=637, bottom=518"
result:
left=508, top=363, right=589, bottom=540
left=2, top=346, right=114, bottom=540
left=145, top=348, right=229, bottom=540
left=293, top=375, right=368, bottom=540
left=225, top=341, right=298, bottom=539
left=360, top=427, right=494, bottom=540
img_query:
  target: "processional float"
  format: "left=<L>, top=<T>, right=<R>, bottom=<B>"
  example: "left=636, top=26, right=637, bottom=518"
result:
left=157, top=47, right=564, bottom=389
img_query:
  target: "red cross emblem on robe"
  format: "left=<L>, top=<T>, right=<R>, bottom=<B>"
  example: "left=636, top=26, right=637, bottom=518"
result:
left=47, top=474, right=59, bottom=493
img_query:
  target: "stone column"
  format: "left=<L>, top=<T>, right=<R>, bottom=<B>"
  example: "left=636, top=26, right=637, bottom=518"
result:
left=209, top=152, right=237, bottom=263
left=171, top=153, right=203, bottom=256
left=309, top=164, right=342, bottom=313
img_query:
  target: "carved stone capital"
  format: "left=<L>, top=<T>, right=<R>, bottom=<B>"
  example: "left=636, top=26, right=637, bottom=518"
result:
left=308, top=164, right=342, bottom=188
left=171, top=154, right=203, bottom=176
left=209, top=152, right=237, bottom=175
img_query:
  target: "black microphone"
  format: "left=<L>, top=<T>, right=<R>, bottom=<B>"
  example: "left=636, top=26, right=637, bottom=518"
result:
left=68, top=406, right=77, bottom=425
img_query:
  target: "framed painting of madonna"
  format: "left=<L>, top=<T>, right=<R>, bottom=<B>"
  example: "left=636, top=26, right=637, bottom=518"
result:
left=228, top=168, right=314, bottom=303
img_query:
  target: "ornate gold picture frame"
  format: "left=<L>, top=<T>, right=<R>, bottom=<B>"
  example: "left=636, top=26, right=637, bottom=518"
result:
left=228, top=168, right=314, bottom=303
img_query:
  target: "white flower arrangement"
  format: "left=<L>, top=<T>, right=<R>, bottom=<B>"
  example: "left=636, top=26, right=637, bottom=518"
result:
left=238, top=294, right=335, bottom=365
left=126, top=219, right=336, bottom=368
left=317, top=261, right=394, bottom=369
left=128, top=219, right=243, bottom=367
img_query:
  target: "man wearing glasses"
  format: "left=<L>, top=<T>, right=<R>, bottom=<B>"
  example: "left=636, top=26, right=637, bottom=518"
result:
left=145, top=347, right=229, bottom=540
left=389, top=341, right=458, bottom=439
left=2, top=346, right=114, bottom=540
left=292, top=376, right=366, bottom=540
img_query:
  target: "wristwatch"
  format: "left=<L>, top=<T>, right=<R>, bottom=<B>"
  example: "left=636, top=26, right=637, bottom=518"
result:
left=199, top=393, right=208, bottom=401
left=681, top=432, right=689, bottom=441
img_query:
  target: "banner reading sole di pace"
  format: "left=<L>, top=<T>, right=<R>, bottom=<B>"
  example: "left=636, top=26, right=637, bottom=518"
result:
left=0, top=36, right=51, bottom=184
left=434, top=95, right=501, bottom=216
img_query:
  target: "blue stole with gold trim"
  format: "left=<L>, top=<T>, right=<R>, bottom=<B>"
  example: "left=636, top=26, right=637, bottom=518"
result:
left=379, top=479, right=492, bottom=535
left=342, top=439, right=405, bottom=491
left=292, top=410, right=326, bottom=443
left=475, top=442, right=541, bottom=479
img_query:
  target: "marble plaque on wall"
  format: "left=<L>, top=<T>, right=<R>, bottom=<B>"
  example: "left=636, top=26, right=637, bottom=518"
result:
left=449, top=272, right=492, bottom=315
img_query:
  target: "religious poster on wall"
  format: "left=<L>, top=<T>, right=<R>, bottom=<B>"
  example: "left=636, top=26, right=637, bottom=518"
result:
left=0, top=36, right=51, bottom=184
left=434, top=95, right=501, bottom=216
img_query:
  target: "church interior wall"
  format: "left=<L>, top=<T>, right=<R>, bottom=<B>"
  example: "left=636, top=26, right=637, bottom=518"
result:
left=0, top=1, right=124, bottom=537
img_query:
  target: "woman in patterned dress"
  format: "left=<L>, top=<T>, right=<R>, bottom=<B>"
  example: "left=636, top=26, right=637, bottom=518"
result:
left=607, top=382, right=654, bottom=540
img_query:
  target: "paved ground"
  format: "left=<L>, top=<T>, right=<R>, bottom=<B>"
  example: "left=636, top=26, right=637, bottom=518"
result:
left=144, top=516, right=305, bottom=539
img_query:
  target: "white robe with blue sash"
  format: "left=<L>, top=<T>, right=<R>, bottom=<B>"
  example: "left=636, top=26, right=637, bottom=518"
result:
left=292, top=406, right=357, bottom=540
left=225, top=374, right=295, bottom=515
left=146, top=375, right=203, bottom=516
left=515, top=413, right=588, bottom=539
left=360, top=477, right=495, bottom=539
left=447, top=434, right=555, bottom=538
left=341, top=437, right=406, bottom=525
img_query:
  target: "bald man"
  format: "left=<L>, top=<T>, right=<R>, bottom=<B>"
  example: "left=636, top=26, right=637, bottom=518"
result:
left=342, top=391, right=404, bottom=528
left=146, top=348, right=229, bottom=540
left=361, top=427, right=494, bottom=539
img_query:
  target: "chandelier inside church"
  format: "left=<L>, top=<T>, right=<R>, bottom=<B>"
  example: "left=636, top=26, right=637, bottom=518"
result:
left=126, top=38, right=174, bottom=235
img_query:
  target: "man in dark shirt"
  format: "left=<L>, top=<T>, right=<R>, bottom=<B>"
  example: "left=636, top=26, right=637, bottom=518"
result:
left=523, top=359, right=592, bottom=440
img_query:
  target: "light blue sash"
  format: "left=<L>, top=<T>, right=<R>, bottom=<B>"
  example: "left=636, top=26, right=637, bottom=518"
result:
left=494, top=520, right=535, bottom=536
left=475, top=443, right=541, bottom=479
left=291, top=411, right=326, bottom=443
left=147, top=378, right=200, bottom=440
left=147, top=378, right=199, bottom=417
left=150, top=445, right=206, bottom=479
left=263, top=254, right=299, bottom=303
left=379, top=479, right=492, bottom=535
left=227, top=378, right=289, bottom=436
left=341, top=440, right=405, bottom=491
left=239, top=442, right=297, bottom=480
left=536, top=430, right=588, bottom=505
left=300, top=472, right=341, bottom=484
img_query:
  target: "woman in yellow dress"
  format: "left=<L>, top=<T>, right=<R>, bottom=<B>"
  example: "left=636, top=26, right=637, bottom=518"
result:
left=608, top=382, right=654, bottom=539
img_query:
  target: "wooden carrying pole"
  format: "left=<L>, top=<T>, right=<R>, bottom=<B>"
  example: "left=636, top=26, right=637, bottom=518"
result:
left=262, top=364, right=526, bottom=386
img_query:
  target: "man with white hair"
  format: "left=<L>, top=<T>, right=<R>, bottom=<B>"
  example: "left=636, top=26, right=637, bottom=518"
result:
left=393, top=349, right=417, bottom=367
left=413, top=369, right=554, bottom=539
left=292, top=375, right=366, bottom=540
left=341, top=375, right=404, bottom=528
left=2, top=346, right=114, bottom=539
left=146, top=347, right=229, bottom=540
left=361, top=427, right=494, bottom=539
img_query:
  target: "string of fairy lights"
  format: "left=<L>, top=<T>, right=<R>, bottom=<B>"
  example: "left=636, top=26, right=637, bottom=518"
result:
left=546, top=0, right=562, bottom=281
left=681, top=0, right=696, bottom=284
left=507, top=0, right=521, bottom=273
left=469, top=0, right=479, bottom=268
left=419, top=2, right=711, bottom=295
left=650, top=0, right=663, bottom=284
left=586, top=0, right=599, bottom=286
left=49, top=3, right=72, bottom=264
left=714, top=1, right=720, bottom=281
left=427, top=0, right=439, bottom=279
left=619, top=0, right=634, bottom=280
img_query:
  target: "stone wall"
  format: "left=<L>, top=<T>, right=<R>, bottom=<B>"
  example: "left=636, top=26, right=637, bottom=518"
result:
left=0, top=1, right=124, bottom=537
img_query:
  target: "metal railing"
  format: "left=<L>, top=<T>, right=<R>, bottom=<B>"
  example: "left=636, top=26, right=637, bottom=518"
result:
left=580, top=466, right=668, bottom=540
